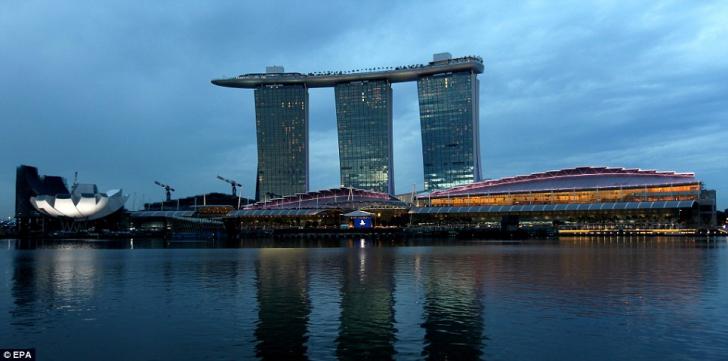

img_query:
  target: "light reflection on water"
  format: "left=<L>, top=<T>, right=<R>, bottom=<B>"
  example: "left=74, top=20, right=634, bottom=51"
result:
left=0, top=237, right=727, bottom=361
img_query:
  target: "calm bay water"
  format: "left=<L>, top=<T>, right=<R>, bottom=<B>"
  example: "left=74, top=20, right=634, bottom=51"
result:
left=1, top=238, right=727, bottom=361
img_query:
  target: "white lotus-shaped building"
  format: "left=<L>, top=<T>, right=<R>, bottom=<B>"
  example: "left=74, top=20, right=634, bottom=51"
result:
left=31, top=184, right=128, bottom=221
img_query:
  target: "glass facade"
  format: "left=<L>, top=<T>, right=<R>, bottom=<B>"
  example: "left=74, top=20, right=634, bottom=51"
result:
left=428, top=183, right=702, bottom=207
left=335, top=80, right=394, bottom=194
left=254, top=85, right=308, bottom=201
left=418, top=71, right=481, bottom=191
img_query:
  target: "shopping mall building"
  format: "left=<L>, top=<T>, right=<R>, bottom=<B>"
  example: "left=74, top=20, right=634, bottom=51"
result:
left=411, top=166, right=717, bottom=234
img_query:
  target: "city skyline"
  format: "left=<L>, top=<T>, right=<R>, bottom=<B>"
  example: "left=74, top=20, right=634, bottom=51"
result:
left=213, top=54, right=483, bottom=198
left=2, top=1, right=728, bottom=217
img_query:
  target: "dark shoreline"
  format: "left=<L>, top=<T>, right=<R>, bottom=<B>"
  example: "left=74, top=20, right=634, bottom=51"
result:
left=3, top=227, right=725, bottom=244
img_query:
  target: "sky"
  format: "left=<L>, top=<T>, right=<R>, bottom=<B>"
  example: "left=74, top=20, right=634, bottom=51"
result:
left=1, top=0, right=727, bottom=217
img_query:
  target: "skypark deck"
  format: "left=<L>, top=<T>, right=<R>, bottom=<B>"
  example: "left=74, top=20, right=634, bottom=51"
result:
left=211, top=56, right=484, bottom=88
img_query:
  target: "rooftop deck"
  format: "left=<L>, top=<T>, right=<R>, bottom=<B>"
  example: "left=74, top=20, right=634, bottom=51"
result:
left=211, top=56, right=484, bottom=88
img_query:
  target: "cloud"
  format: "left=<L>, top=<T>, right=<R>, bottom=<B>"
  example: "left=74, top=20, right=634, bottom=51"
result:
left=2, top=0, right=728, bottom=217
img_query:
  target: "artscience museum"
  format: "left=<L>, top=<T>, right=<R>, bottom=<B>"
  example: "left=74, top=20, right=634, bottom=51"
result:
left=31, top=185, right=127, bottom=221
left=15, top=165, right=128, bottom=233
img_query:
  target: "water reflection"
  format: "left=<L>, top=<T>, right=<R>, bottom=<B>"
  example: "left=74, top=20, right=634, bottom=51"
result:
left=11, top=252, right=38, bottom=327
left=0, top=238, right=726, bottom=361
left=255, top=249, right=311, bottom=360
left=421, top=250, right=485, bottom=360
left=10, top=250, right=108, bottom=328
left=337, top=248, right=396, bottom=361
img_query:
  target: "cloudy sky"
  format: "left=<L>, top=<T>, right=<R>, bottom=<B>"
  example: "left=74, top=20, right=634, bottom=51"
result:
left=1, top=0, right=727, bottom=216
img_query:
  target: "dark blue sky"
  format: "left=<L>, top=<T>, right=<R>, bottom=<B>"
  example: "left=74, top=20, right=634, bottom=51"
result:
left=1, top=0, right=727, bottom=216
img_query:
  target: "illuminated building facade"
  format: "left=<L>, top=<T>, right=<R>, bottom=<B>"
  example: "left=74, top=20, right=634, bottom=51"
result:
left=418, top=70, right=481, bottom=191
left=335, top=80, right=393, bottom=193
left=254, top=84, right=309, bottom=201
left=212, top=53, right=484, bottom=199
left=414, top=167, right=718, bottom=230
left=15, top=165, right=128, bottom=234
left=423, top=167, right=703, bottom=206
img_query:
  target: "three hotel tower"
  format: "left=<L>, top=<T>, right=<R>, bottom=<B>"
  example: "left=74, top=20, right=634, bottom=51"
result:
left=212, top=53, right=484, bottom=201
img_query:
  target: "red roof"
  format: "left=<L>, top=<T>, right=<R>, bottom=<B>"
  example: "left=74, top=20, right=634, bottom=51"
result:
left=425, top=166, right=697, bottom=198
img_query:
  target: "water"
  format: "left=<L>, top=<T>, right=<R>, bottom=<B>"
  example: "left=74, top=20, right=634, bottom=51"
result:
left=1, top=238, right=727, bottom=361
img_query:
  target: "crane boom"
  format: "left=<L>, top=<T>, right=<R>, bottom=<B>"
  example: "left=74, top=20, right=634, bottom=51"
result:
left=154, top=181, right=175, bottom=201
left=216, top=175, right=241, bottom=196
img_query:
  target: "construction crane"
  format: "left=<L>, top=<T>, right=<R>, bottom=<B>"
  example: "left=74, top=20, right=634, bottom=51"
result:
left=217, top=175, right=242, bottom=196
left=154, top=181, right=175, bottom=201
